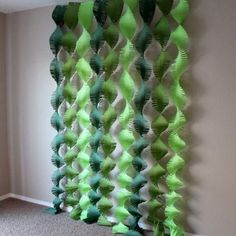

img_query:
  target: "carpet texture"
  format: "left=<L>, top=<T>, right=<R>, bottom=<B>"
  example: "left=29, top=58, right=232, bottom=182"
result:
left=0, top=198, right=113, bottom=236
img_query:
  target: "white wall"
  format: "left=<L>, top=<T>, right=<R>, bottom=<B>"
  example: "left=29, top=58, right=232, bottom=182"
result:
left=6, top=6, right=55, bottom=201
left=0, top=12, right=10, bottom=196
left=4, top=1, right=236, bottom=236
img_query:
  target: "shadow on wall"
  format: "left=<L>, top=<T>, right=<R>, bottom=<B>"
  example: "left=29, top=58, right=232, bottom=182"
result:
left=182, top=0, right=206, bottom=234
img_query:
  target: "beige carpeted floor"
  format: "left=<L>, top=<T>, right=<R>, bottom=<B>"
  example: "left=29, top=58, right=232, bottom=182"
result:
left=0, top=198, right=114, bottom=236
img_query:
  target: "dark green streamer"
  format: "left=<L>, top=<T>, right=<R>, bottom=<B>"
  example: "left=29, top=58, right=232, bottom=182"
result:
left=61, top=3, right=79, bottom=54
left=125, top=1, right=155, bottom=235
left=49, top=5, right=67, bottom=214
left=84, top=0, right=107, bottom=224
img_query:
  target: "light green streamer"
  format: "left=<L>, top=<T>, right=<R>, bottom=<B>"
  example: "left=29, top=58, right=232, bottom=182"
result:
left=112, top=1, right=138, bottom=234
left=164, top=0, right=189, bottom=235
left=70, top=0, right=94, bottom=221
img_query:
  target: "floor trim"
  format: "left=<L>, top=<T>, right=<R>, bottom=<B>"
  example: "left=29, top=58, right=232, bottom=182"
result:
left=0, top=193, right=12, bottom=201
left=0, top=193, right=202, bottom=236
left=0, top=193, right=53, bottom=208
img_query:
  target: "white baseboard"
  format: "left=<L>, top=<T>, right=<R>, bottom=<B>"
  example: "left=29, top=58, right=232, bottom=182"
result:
left=0, top=193, right=12, bottom=201
left=186, top=234, right=204, bottom=236
left=0, top=193, right=202, bottom=236
left=185, top=234, right=196, bottom=236
left=0, top=193, right=52, bottom=208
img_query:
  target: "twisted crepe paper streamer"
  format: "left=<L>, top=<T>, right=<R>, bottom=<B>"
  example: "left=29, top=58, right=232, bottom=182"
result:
left=164, top=0, right=189, bottom=235
left=69, top=1, right=95, bottom=221
left=48, top=5, right=67, bottom=214
left=96, top=0, right=124, bottom=226
left=63, top=56, right=80, bottom=209
left=124, top=1, right=157, bottom=235
left=148, top=0, right=173, bottom=235
left=61, top=3, right=79, bottom=55
left=62, top=3, right=81, bottom=211
left=82, top=0, right=107, bottom=224
left=112, top=1, right=138, bottom=234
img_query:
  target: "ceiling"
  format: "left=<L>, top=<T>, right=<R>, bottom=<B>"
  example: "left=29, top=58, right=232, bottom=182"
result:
left=0, top=0, right=72, bottom=13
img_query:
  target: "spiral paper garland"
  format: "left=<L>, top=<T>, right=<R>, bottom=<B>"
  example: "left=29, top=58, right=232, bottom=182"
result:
left=59, top=2, right=81, bottom=212
left=49, top=5, right=67, bottom=214
left=82, top=0, right=107, bottom=224
left=165, top=0, right=189, bottom=235
left=49, top=2, right=189, bottom=235
left=96, top=0, right=124, bottom=227
left=68, top=1, right=95, bottom=222
left=147, top=0, right=173, bottom=235
left=124, top=1, right=156, bottom=236
left=111, top=1, right=138, bottom=234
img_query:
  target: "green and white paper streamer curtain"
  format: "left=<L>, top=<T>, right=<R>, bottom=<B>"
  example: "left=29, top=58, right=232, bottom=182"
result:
left=49, top=1, right=189, bottom=235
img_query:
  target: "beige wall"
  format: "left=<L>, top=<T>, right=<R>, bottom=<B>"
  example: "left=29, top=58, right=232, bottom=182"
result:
left=3, top=1, right=236, bottom=236
left=0, top=12, right=10, bottom=196
left=183, top=0, right=236, bottom=236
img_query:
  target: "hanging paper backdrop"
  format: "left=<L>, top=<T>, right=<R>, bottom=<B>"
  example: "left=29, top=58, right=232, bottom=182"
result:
left=49, top=0, right=189, bottom=235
